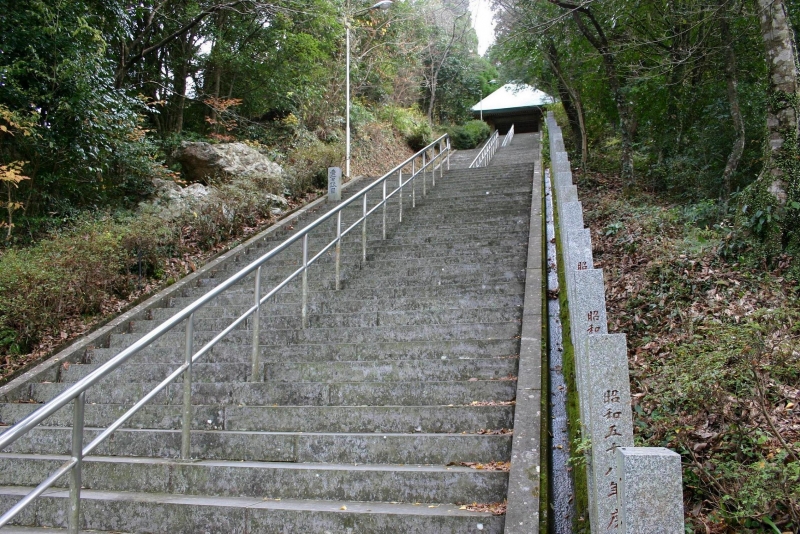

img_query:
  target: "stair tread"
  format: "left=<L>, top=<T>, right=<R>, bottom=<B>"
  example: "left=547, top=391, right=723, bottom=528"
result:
left=0, top=486, right=499, bottom=517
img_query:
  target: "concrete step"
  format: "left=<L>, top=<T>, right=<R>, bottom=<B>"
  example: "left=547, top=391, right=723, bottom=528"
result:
left=158, top=292, right=524, bottom=319
left=130, top=306, right=521, bottom=333
left=107, top=321, right=521, bottom=348
left=179, top=270, right=525, bottom=302
left=1, top=427, right=511, bottom=464
left=168, top=281, right=526, bottom=309
left=0, top=524, right=131, bottom=534
left=208, top=239, right=530, bottom=272
left=186, top=269, right=527, bottom=297
left=0, top=487, right=505, bottom=533
left=86, top=338, right=520, bottom=365
left=248, top=224, right=531, bottom=247
left=205, top=247, right=529, bottom=279
left=58, top=356, right=518, bottom=385
left=23, top=379, right=517, bottom=407
left=177, top=271, right=528, bottom=304
left=0, top=454, right=509, bottom=504
left=0, top=403, right=514, bottom=433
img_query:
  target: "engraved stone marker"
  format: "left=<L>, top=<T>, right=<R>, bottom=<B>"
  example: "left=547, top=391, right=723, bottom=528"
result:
left=569, top=269, right=608, bottom=438
left=555, top=170, right=573, bottom=187
left=554, top=152, right=569, bottom=173
left=327, top=166, right=342, bottom=202
left=548, top=113, right=684, bottom=534
left=587, top=334, right=634, bottom=534
left=564, top=228, right=594, bottom=312
left=560, top=201, right=584, bottom=232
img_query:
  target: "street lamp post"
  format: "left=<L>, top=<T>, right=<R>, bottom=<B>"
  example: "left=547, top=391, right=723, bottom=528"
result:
left=478, top=79, right=497, bottom=123
left=345, top=1, right=392, bottom=180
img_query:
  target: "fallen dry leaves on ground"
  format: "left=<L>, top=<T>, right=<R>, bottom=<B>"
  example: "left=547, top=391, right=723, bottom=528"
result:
left=576, top=169, right=800, bottom=533
left=462, top=501, right=507, bottom=515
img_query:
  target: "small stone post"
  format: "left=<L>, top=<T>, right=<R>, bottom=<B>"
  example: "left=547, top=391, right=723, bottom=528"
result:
left=328, top=166, right=342, bottom=202
left=615, top=447, right=684, bottom=534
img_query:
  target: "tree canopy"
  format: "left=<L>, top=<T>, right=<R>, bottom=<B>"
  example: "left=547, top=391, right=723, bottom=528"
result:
left=492, top=0, right=800, bottom=257
left=0, top=0, right=494, bottom=241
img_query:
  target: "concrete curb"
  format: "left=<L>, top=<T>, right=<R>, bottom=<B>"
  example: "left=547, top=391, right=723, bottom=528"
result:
left=504, top=134, right=545, bottom=533
left=0, top=176, right=369, bottom=399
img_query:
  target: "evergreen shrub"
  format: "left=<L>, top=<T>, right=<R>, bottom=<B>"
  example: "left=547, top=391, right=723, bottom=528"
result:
left=448, top=120, right=491, bottom=149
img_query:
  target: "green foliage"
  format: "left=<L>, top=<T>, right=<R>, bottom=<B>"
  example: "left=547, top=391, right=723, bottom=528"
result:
left=0, top=163, right=289, bottom=358
left=378, top=106, right=432, bottom=150
left=0, top=0, right=166, bottom=224
left=448, top=120, right=490, bottom=149
left=286, top=140, right=345, bottom=196
left=0, top=215, right=176, bottom=354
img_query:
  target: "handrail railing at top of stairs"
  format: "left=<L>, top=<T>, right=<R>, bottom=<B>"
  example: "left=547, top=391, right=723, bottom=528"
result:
left=469, top=129, right=499, bottom=168
left=0, top=133, right=453, bottom=533
left=501, top=124, right=515, bottom=147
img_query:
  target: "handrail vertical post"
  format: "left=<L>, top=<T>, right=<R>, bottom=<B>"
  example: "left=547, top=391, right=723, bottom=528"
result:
left=361, top=193, right=367, bottom=263
left=250, top=267, right=261, bottom=382
left=411, top=162, right=416, bottom=208
left=447, top=137, right=451, bottom=170
left=422, top=152, right=427, bottom=197
left=181, top=313, right=194, bottom=460
left=335, top=211, right=342, bottom=290
left=68, top=391, right=85, bottom=534
left=382, top=180, right=387, bottom=240
left=433, top=144, right=438, bottom=186
left=301, top=235, right=309, bottom=328
left=398, top=170, right=403, bottom=223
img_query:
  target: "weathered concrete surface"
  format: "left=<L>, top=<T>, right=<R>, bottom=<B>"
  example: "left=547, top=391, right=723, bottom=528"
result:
left=504, top=134, right=545, bottom=533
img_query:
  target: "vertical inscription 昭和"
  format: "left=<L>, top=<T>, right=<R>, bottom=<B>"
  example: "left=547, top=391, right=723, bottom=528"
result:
left=587, top=310, right=602, bottom=334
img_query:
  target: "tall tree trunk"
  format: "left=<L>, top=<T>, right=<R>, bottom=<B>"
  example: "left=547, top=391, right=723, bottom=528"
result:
left=602, top=53, right=636, bottom=192
left=427, top=76, right=438, bottom=123
left=172, top=60, right=188, bottom=134
left=546, top=40, right=588, bottom=167
left=207, top=11, right=228, bottom=129
left=566, top=6, right=636, bottom=191
left=756, top=0, right=798, bottom=207
left=719, top=1, right=745, bottom=207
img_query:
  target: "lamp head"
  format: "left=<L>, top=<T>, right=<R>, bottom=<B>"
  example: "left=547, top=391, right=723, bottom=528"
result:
left=370, top=1, right=393, bottom=10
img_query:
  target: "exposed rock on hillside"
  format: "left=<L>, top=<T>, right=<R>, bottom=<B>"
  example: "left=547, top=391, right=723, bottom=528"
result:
left=174, top=141, right=284, bottom=184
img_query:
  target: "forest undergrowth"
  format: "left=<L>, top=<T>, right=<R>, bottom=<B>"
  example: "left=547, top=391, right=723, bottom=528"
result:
left=578, top=170, right=800, bottom=533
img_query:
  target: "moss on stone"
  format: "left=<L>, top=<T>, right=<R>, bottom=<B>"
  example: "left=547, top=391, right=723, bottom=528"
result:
left=553, top=190, right=591, bottom=534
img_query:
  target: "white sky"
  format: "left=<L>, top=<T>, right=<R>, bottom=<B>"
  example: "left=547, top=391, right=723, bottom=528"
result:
left=469, top=0, right=496, bottom=56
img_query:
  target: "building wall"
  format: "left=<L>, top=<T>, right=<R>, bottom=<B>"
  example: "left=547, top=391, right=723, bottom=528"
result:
left=480, top=108, right=543, bottom=135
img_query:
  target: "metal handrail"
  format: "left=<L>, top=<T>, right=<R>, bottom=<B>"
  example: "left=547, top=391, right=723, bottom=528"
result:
left=469, top=130, right=499, bottom=168
left=0, top=133, right=452, bottom=532
left=502, top=124, right=515, bottom=147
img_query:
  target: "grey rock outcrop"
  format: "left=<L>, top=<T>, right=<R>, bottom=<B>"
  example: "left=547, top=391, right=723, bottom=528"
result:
left=174, top=142, right=284, bottom=184
left=141, top=179, right=212, bottom=220
left=140, top=142, right=288, bottom=221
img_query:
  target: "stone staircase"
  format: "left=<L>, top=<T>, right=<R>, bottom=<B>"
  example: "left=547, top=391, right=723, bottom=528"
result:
left=0, top=134, right=539, bottom=533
